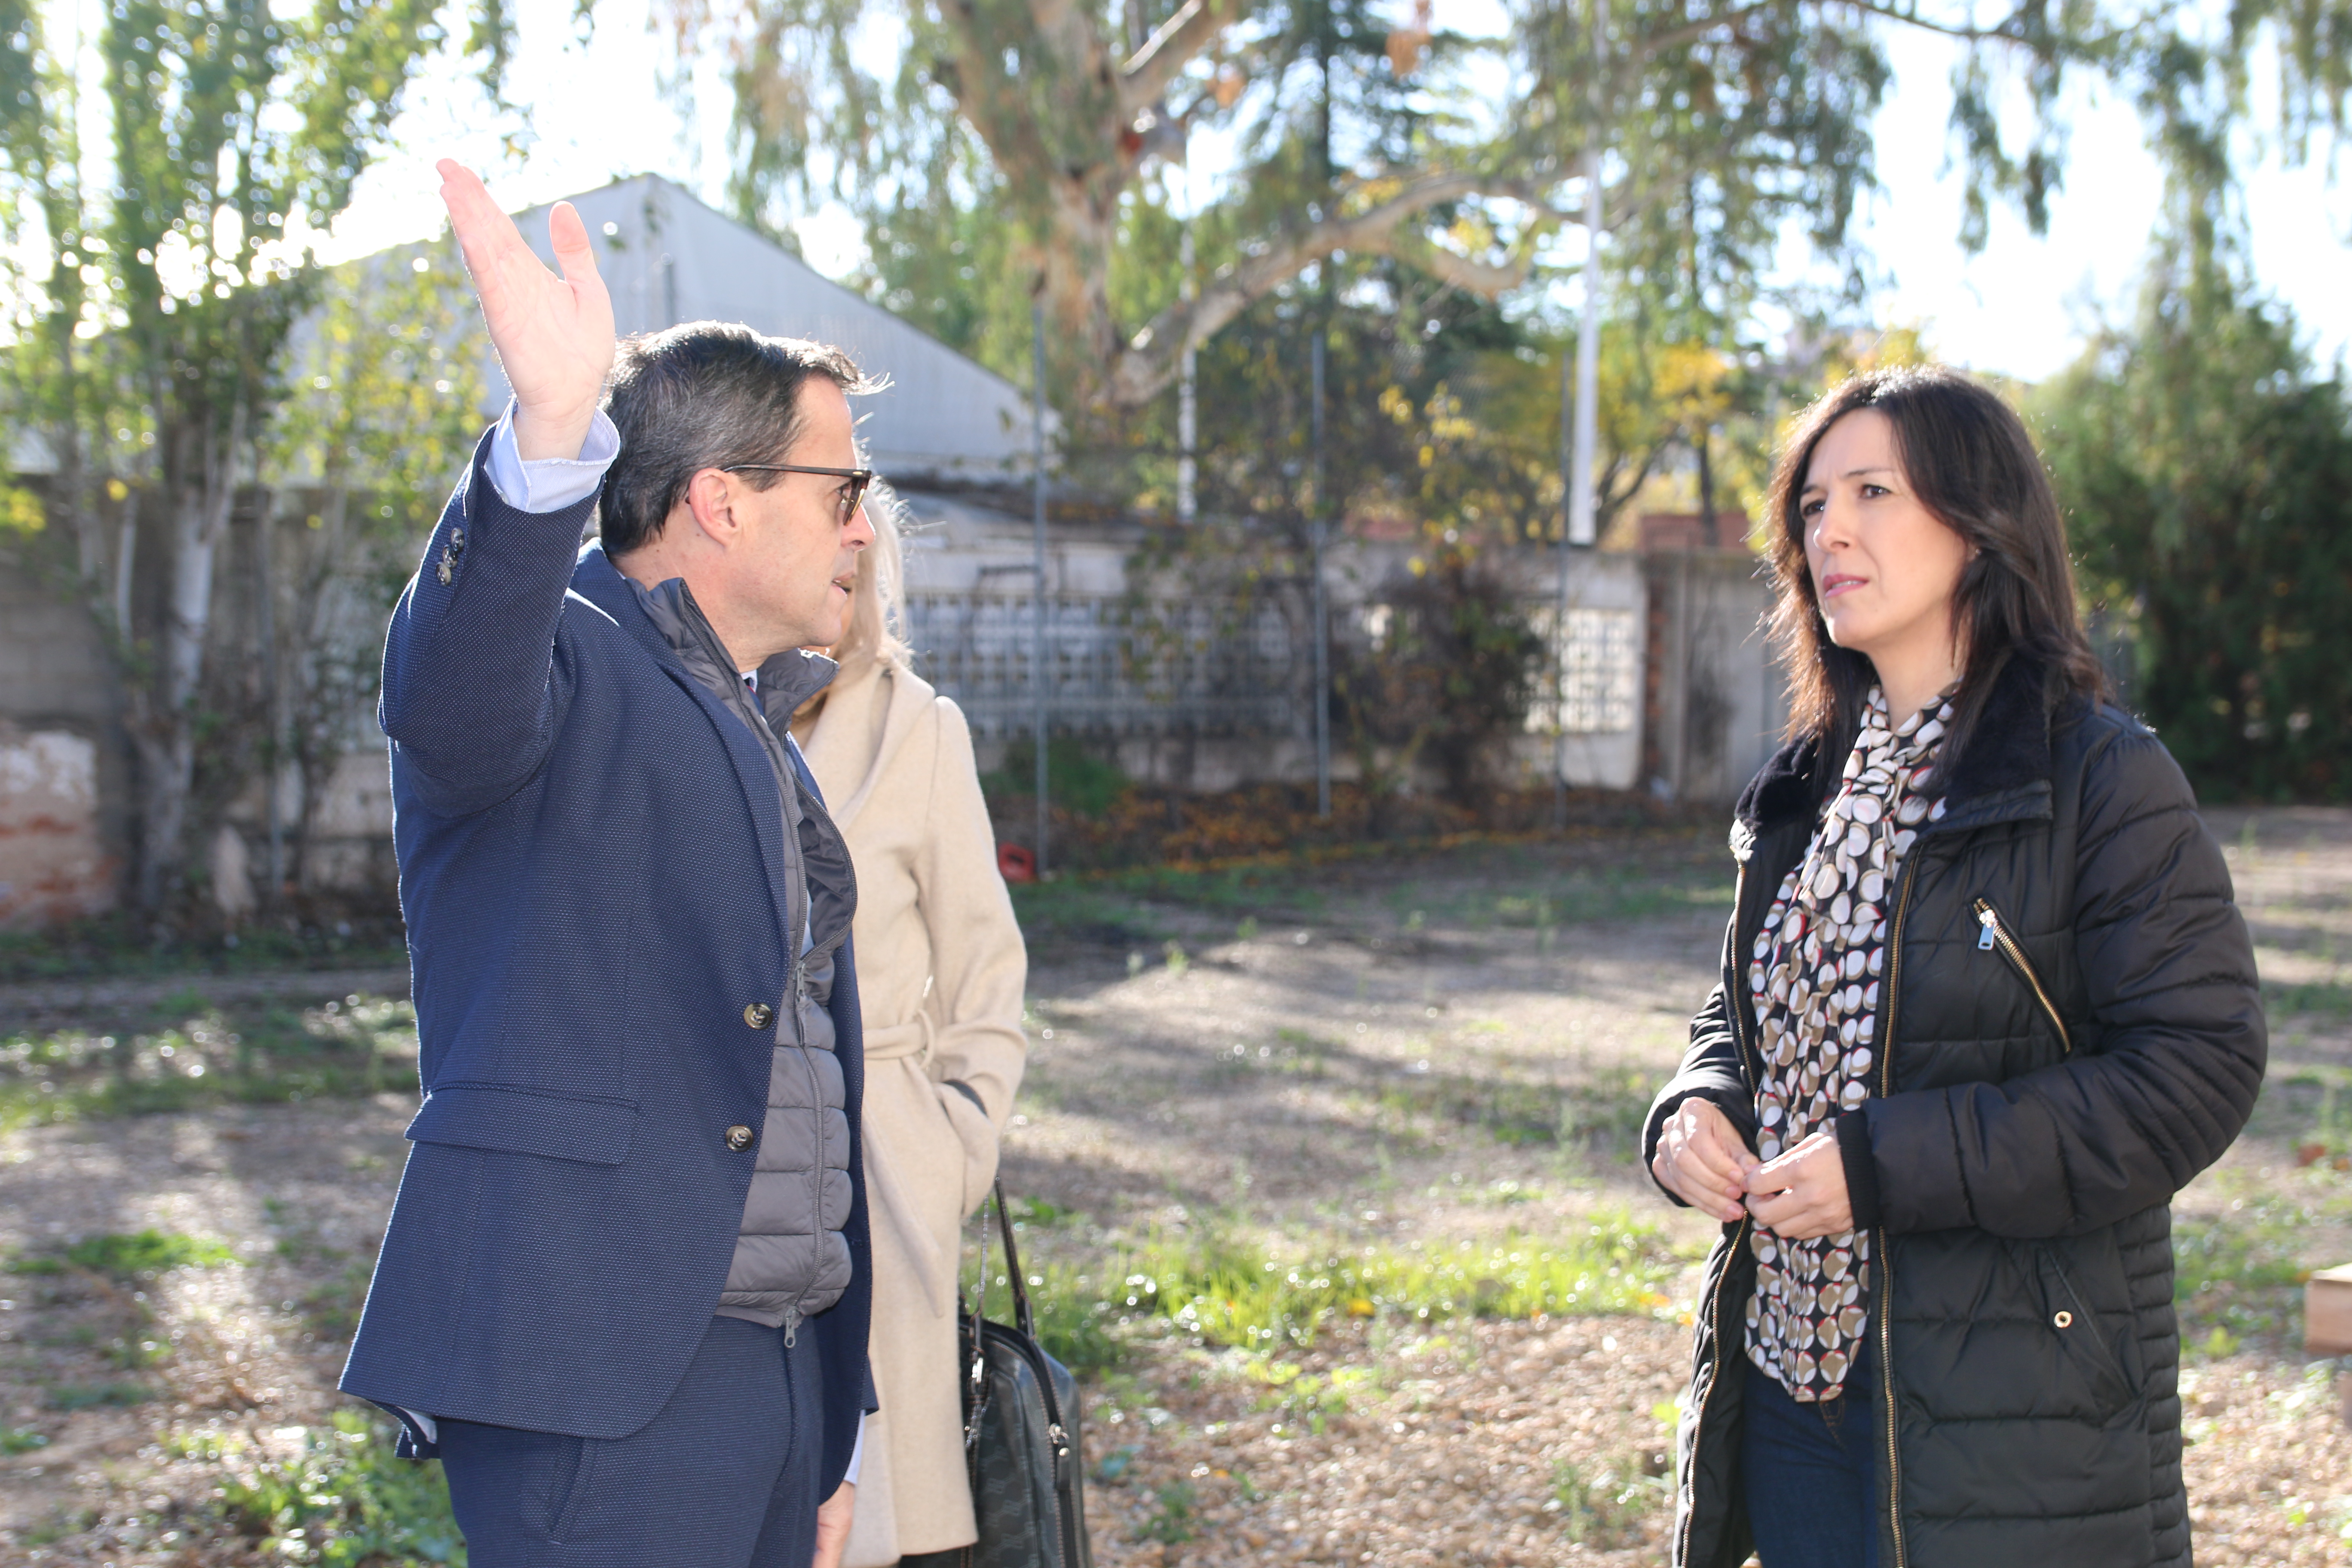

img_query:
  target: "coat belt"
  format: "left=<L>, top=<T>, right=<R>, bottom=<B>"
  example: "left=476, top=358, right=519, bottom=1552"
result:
left=862, top=1012, right=935, bottom=1063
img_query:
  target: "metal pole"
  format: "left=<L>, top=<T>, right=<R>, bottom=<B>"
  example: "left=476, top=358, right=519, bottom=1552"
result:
left=1568, top=0, right=1605, bottom=551
left=1553, top=339, right=1574, bottom=829
left=1177, top=226, right=1197, bottom=525
left=1311, top=321, right=1331, bottom=819
left=1558, top=0, right=1606, bottom=824
left=1032, top=297, right=1050, bottom=878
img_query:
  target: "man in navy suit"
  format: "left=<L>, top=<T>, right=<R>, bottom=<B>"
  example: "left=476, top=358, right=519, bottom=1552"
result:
left=340, top=161, right=877, bottom=1568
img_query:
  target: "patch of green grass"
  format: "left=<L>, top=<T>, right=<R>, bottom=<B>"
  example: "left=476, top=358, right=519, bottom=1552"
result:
left=1386, top=854, right=1727, bottom=932
left=1133, top=1479, right=1199, bottom=1545
left=46, top=1380, right=154, bottom=1410
left=2268, top=980, right=2352, bottom=1019
left=216, top=1410, right=465, bottom=1566
left=1009, top=860, right=1329, bottom=951
left=1017, top=1214, right=1678, bottom=1374
left=0, top=995, right=420, bottom=1130
left=1096, top=862, right=1328, bottom=919
left=1007, top=882, right=1170, bottom=949
left=2248, top=1066, right=2352, bottom=1152
left=0, top=1425, right=51, bottom=1453
left=1373, top=1063, right=1654, bottom=1155
left=0, top=914, right=406, bottom=984
left=18, top=1507, right=95, bottom=1547
left=1549, top=1454, right=1670, bottom=1547
left=2173, top=1169, right=2352, bottom=1352
left=300, top=1261, right=377, bottom=1344
left=1246, top=1359, right=1378, bottom=1434
left=10, top=1228, right=237, bottom=1279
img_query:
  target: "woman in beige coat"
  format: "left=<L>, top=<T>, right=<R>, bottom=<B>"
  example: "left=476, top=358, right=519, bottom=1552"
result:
left=794, top=492, right=1028, bottom=1568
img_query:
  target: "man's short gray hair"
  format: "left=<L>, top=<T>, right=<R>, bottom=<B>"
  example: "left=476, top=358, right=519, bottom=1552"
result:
left=597, top=321, right=872, bottom=555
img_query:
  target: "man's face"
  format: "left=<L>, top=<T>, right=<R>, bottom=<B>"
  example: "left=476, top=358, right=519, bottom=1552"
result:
left=725, top=378, right=874, bottom=655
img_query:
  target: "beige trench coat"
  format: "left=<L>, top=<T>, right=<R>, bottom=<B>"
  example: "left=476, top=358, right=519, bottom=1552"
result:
left=800, top=655, right=1027, bottom=1565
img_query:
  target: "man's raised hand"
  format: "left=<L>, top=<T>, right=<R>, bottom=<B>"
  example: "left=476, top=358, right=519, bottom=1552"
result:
left=436, top=160, right=615, bottom=462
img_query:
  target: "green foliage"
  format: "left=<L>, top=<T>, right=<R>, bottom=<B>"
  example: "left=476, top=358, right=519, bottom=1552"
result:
left=0, top=481, right=43, bottom=535
left=2037, top=268, right=2352, bottom=798
left=982, top=737, right=1133, bottom=817
left=1333, top=546, right=1547, bottom=799
left=216, top=1410, right=466, bottom=1567
left=0, top=0, right=506, bottom=915
left=0, top=1426, right=49, bottom=1454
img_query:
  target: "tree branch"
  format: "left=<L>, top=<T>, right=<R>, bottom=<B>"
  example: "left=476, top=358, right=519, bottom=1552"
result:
left=1120, top=0, right=1252, bottom=117
left=1108, top=171, right=1525, bottom=407
left=1622, top=0, right=2041, bottom=70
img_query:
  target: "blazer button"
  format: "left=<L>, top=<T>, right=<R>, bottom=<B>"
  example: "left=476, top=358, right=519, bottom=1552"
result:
left=725, top=1124, right=755, bottom=1152
left=743, top=1002, right=775, bottom=1029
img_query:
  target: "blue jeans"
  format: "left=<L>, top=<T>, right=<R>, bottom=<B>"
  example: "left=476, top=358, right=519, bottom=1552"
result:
left=1741, top=1339, right=1881, bottom=1568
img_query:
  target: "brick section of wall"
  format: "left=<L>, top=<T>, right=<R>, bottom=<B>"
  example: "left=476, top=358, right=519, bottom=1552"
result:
left=0, top=722, right=115, bottom=927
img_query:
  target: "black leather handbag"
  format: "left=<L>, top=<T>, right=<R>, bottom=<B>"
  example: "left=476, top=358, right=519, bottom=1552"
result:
left=959, top=1180, right=1093, bottom=1568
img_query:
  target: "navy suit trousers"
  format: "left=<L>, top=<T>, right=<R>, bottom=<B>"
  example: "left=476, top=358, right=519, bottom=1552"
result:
left=438, top=1317, right=823, bottom=1568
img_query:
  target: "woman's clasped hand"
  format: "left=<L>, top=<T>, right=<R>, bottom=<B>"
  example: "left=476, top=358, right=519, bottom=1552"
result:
left=1650, top=1099, right=1853, bottom=1239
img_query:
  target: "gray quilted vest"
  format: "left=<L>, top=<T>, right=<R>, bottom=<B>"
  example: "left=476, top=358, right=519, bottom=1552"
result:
left=637, top=578, right=856, bottom=1337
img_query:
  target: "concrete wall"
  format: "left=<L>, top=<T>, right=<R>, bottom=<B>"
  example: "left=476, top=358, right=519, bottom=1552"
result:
left=0, top=532, right=129, bottom=927
left=0, top=484, right=1788, bottom=928
left=1642, top=551, right=1790, bottom=803
left=894, top=503, right=1654, bottom=795
left=1507, top=551, right=1648, bottom=793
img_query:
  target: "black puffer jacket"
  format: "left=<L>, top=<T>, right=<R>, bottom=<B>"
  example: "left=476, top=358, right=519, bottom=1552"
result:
left=1644, top=658, right=2265, bottom=1568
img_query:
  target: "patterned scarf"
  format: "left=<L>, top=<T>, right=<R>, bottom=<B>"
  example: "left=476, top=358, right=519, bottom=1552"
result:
left=1743, top=687, right=1952, bottom=1402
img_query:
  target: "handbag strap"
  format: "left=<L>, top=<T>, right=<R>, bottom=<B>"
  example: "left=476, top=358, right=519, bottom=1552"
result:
left=963, top=1177, right=1039, bottom=1340
left=989, top=1177, right=1039, bottom=1341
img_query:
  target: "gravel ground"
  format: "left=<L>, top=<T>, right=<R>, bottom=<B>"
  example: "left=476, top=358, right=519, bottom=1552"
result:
left=1, top=814, right=2349, bottom=1563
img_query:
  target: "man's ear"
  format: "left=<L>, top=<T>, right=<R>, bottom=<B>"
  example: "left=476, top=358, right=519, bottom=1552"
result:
left=682, top=468, right=743, bottom=547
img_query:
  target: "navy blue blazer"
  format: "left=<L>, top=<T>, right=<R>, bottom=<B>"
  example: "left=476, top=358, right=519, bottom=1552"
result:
left=341, top=427, right=873, bottom=1496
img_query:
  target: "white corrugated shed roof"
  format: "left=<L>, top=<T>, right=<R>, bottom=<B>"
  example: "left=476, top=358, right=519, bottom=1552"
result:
left=505, top=176, right=1047, bottom=484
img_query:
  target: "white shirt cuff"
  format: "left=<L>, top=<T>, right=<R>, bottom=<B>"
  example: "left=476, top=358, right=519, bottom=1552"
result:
left=483, top=401, right=621, bottom=513
left=843, top=1412, right=865, bottom=1485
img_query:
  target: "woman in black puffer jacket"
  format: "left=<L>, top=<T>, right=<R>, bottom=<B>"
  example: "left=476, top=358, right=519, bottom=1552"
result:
left=1644, top=366, right=2264, bottom=1568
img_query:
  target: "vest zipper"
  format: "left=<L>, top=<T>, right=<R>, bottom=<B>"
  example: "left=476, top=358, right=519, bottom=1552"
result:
left=1971, top=899, right=2072, bottom=1053
left=783, top=963, right=827, bottom=1337
left=1876, top=854, right=1922, bottom=1568
left=1677, top=862, right=1754, bottom=1568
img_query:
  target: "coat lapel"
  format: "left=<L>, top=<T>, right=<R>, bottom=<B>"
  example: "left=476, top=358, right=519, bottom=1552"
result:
left=570, top=547, right=796, bottom=953
left=803, top=659, right=933, bottom=831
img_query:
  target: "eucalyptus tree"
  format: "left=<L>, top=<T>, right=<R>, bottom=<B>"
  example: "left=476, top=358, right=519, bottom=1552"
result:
left=0, top=0, right=504, bottom=915
left=713, top=0, right=2352, bottom=424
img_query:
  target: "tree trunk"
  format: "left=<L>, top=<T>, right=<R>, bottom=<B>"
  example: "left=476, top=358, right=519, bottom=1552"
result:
left=291, top=481, right=350, bottom=894
left=136, top=404, right=247, bottom=912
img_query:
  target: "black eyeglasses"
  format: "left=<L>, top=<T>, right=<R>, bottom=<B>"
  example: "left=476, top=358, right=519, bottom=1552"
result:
left=719, top=463, right=874, bottom=527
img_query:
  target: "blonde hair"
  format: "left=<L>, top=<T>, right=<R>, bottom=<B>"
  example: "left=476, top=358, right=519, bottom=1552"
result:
left=828, top=479, right=913, bottom=678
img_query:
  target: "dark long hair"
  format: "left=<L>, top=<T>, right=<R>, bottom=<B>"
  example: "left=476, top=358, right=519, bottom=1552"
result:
left=1765, top=365, right=2105, bottom=790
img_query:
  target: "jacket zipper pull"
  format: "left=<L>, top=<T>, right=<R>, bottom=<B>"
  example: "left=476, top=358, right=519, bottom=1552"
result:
left=781, top=1305, right=802, bottom=1348
left=1976, top=907, right=1998, bottom=951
